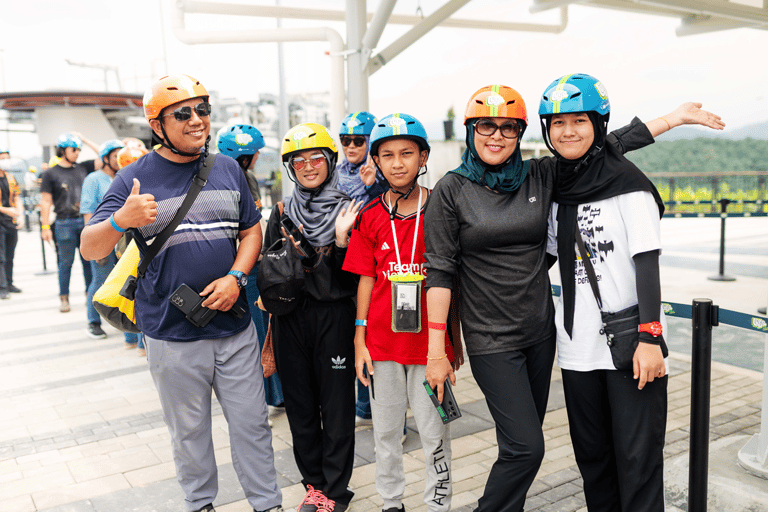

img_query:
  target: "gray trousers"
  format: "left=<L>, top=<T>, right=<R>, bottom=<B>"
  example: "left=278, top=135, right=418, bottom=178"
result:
left=146, top=322, right=282, bottom=512
left=369, top=361, right=452, bottom=511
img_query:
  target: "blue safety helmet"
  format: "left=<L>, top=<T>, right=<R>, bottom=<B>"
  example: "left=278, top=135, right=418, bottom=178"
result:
left=539, top=73, right=610, bottom=118
left=57, top=133, right=82, bottom=149
left=539, top=73, right=611, bottom=155
left=217, top=124, right=265, bottom=158
left=339, top=111, right=377, bottom=136
left=99, top=139, right=125, bottom=160
left=369, top=113, right=430, bottom=157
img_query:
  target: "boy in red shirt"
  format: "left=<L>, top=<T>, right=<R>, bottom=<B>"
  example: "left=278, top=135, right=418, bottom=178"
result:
left=343, top=114, right=459, bottom=512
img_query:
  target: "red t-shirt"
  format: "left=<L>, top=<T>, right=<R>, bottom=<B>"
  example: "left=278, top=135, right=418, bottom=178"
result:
left=344, top=193, right=454, bottom=365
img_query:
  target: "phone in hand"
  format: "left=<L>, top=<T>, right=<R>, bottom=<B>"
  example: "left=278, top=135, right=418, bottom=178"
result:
left=280, top=217, right=315, bottom=259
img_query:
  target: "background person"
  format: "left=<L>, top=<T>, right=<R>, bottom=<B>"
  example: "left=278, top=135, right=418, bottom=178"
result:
left=217, top=123, right=284, bottom=410
left=0, top=149, right=22, bottom=299
left=80, top=74, right=282, bottom=512
left=337, top=111, right=387, bottom=206
left=40, top=133, right=99, bottom=313
left=266, top=123, right=359, bottom=512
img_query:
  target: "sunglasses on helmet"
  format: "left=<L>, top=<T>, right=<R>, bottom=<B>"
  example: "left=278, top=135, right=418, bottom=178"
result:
left=290, top=154, right=326, bottom=171
left=474, top=119, right=522, bottom=139
left=340, top=135, right=366, bottom=148
left=162, top=101, right=212, bottom=122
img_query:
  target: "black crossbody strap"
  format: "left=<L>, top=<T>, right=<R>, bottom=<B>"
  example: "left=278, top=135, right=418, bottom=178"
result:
left=136, top=153, right=216, bottom=278
left=573, top=226, right=604, bottom=311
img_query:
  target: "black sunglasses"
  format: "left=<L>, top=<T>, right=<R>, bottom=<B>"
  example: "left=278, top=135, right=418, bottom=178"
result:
left=162, top=101, right=212, bottom=122
left=340, top=136, right=366, bottom=147
left=475, top=119, right=521, bottom=139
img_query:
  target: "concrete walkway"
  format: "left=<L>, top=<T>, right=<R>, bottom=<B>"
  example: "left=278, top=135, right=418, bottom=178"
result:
left=1, top=217, right=766, bottom=512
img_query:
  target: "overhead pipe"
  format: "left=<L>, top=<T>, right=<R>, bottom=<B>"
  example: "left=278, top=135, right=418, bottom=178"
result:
left=367, top=0, right=473, bottom=75
left=182, top=0, right=569, bottom=32
left=172, top=0, right=345, bottom=135
left=368, top=2, right=568, bottom=75
left=360, top=0, right=398, bottom=70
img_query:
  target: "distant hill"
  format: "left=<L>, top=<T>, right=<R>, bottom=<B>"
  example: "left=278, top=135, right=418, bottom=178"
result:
left=656, top=120, right=768, bottom=141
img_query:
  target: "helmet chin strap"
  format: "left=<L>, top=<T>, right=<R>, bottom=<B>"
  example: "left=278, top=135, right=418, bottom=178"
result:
left=157, top=121, right=210, bottom=158
left=385, top=165, right=427, bottom=220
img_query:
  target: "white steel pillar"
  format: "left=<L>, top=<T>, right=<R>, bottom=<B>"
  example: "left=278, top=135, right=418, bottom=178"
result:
left=345, top=0, right=369, bottom=114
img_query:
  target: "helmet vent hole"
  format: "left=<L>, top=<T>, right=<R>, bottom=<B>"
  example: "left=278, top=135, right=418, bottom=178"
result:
left=406, top=121, right=415, bottom=125
left=167, top=87, right=178, bottom=91
left=475, top=100, right=483, bottom=105
left=506, top=100, right=516, bottom=105
left=570, top=92, right=582, bottom=99
left=543, top=95, right=549, bottom=101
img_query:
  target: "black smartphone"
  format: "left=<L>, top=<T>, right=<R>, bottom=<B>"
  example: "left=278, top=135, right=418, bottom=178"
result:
left=423, top=378, right=462, bottom=424
left=280, top=217, right=316, bottom=259
left=169, top=284, right=218, bottom=328
left=363, top=365, right=374, bottom=400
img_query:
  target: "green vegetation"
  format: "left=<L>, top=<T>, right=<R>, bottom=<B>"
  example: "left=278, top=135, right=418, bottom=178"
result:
left=625, top=138, right=768, bottom=213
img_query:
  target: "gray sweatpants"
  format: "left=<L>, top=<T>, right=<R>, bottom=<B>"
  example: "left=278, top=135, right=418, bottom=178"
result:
left=146, top=321, right=282, bottom=512
left=369, top=361, right=452, bottom=511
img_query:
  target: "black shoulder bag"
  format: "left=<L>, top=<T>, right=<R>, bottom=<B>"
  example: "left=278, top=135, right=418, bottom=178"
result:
left=120, top=153, right=216, bottom=301
left=573, top=229, right=641, bottom=370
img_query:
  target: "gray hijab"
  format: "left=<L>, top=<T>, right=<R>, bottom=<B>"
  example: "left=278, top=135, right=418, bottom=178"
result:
left=284, top=162, right=351, bottom=247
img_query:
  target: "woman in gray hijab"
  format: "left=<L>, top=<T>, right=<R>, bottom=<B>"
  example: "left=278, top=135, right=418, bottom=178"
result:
left=263, top=123, right=361, bottom=512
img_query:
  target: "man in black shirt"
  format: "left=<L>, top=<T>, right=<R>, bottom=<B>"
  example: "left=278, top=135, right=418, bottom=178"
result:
left=40, top=133, right=100, bottom=313
left=0, top=149, right=22, bottom=299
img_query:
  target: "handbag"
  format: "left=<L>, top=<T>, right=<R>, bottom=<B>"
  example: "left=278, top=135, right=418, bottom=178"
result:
left=261, top=317, right=277, bottom=378
left=256, top=203, right=306, bottom=316
left=573, top=229, right=640, bottom=371
left=93, top=153, right=216, bottom=332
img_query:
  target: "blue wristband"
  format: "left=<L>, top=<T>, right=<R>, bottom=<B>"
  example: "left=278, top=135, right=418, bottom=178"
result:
left=355, top=319, right=367, bottom=327
left=109, top=213, right=127, bottom=233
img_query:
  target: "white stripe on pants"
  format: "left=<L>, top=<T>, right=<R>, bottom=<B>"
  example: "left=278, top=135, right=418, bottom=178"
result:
left=369, top=361, right=452, bottom=512
left=146, top=321, right=282, bottom=512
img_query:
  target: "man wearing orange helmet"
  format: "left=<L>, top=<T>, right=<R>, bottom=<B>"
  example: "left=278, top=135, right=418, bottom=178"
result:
left=80, top=74, right=282, bottom=512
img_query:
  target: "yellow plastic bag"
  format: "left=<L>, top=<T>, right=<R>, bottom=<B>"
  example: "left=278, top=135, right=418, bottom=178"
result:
left=92, top=240, right=141, bottom=333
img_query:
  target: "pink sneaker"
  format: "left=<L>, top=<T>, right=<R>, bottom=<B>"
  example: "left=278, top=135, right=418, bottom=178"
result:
left=297, top=485, right=325, bottom=512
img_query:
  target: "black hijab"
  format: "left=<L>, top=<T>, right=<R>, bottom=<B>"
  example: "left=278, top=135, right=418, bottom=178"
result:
left=546, top=112, right=664, bottom=336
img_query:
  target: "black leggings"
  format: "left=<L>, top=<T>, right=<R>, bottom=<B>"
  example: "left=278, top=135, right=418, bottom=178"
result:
left=468, top=336, right=556, bottom=512
left=562, top=369, right=667, bottom=512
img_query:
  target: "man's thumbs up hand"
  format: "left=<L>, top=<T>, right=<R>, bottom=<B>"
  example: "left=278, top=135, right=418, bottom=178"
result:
left=115, top=178, right=157, bottom=229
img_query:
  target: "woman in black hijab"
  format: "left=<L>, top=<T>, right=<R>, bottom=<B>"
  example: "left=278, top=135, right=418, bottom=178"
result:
left=539, top=73, right=723, bottom=512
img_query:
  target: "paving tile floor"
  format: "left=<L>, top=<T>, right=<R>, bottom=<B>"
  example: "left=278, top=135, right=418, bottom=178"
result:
left=1, top=219, right=766, bottom=512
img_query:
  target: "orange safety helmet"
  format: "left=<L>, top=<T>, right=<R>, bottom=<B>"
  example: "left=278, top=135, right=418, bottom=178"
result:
left=122, top=137, right=147, bottom=150
left=143, top=74, right=209, bottom=121
left=464, top=85, right=528, bottom=127
left=116, top=146, right=149, bottom=169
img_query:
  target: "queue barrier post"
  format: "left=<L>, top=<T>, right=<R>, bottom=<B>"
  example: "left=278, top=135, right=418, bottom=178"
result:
left=688, top=299, right=718, bottom=512
left=708, top=198, right=735, bottom=282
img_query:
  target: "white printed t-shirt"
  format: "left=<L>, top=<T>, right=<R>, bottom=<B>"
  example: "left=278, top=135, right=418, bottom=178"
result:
left=547, top=191, right=668, bottom=372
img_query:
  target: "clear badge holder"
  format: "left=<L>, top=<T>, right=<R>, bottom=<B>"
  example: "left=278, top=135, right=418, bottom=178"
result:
left=389, top=272, right=424, bottom=333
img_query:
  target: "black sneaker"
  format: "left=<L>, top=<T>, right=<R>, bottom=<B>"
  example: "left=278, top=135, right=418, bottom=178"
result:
left=383, top=507, right=405, bottom=512
left=8, top=285, right=21, bottom=293
left=193, top=505, right=215, bottom=512
left=0, top=289, right=9, bottom=300
left=87, top=322, right=107, bottom=339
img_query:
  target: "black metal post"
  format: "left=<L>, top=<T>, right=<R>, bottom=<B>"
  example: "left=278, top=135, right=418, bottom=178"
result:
left=688, top=299, right=719, bottom=512
left=34, top=220, right=56, bottom=276
left=708, top=198, right=734, bottom=282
